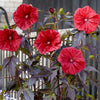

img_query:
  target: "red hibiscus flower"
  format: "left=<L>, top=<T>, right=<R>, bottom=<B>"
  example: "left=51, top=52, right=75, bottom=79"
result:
left=74, top=6, right=100, bottom=34
left=57, top=47, right=85, bottom=75
left=0, top=29, right=22, bottom=52
left=34, top=29, right=61, bottom=54
left=13, top=3, right=38, bottom=30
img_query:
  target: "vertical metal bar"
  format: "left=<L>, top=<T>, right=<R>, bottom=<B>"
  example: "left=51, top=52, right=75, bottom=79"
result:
left=0, top=50, right=2, bottom=89
left=80, top=0, right=88, bottom=7
left=89, top=36, right=93, bottom=100
left=83, top=34, right=89, bottom=100
left=96, top=0, right=100, bottom=14
left=97, top=33, right=100, bottom=100
left=94, top=33, right=99, bottom=99
left=88, top=0, right=96, bottom=11
left=0, top=51, right=2, bottom=90
left=72, top=0, right=80, bottom=13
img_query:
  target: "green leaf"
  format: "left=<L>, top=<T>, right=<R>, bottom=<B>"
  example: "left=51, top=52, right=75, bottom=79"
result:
left=39, top=89, right=52, bottom=94
left=51, top=23, right=56, bottom=30
left=0, top=90, right=5, bottom=100
left=0, top=65, right=2, bottom=71
left=61, top=34, right=69, bottom=41
left=86, top=94, right=94, bottom=100
left=40, top=54, right=50, bottom=59
left=20, top=47, right=30, bottom=56
left=62, top=88, right=66, bottom=97
left=58, top=8, right=64, bottom=14
left=15, top=48, right=20, bottom=56
left=45, top=93, right=56, bottom=100
left=2, top=24, right=8, bottom=29
left=91, top=34, right=98, bottom=40
left=76, top=95, right=83, bottom=99
left=36, top=54, right=41, bottom=61
left=0, top=95, right=4, bottom=100
left=45, top=22, right=55, bottom=26
left=16, top=47, right=30, bottom=56
left=82, top=46, right=89, bottom=51
left=89, top=55, right=95, bottom=59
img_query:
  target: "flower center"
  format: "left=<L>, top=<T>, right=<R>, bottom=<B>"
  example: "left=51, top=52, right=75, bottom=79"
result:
left=8, top=36, right=12, bottom=40
left=25, top=14, right=29, bottom=19
left=84, top=18, right=88, bottom=22
left=70, top=58, right=74, bottom=63
left=47, top=41, right=51, bottom=45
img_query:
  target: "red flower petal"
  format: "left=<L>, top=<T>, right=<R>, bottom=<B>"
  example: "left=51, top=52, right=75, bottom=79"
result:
left=34, top=29, right=61, bottom=54
left=57, top=47, right=85, bottom=75
left=74, top=6, right=100, bottom=34
left=13, top=4, right=38, bottom=30
left=0, top=29, right=22, bottom=52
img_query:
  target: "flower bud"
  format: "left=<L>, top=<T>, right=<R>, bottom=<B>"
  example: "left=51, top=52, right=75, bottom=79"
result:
left=49, top=8, right=55, bottom=14
left=66, top=12, right=70, bottom=15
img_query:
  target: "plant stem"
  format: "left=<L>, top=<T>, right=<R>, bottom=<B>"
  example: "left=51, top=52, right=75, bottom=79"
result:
left=55, top=16, right=59, bottom=31
left=51, top=79, right=58, bottom=90
left=34, top=84, right=36, bottom=95
left=18, top=77, right=22, bottom=88
left=57, top=69, right=60, bottom=100
left=60, top=88, right=63, bottom=100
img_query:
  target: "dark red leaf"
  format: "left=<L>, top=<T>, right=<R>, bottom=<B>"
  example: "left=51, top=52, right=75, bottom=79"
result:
left=24, top=90, right=34, bottom=100
left=28, top=77, right=36, bottom=86
left=66, top=87, right=75, bottom=100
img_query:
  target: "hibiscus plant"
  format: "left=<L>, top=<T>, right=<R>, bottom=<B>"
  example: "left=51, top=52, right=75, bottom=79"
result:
left=0, top=4, right=100, bottom=100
